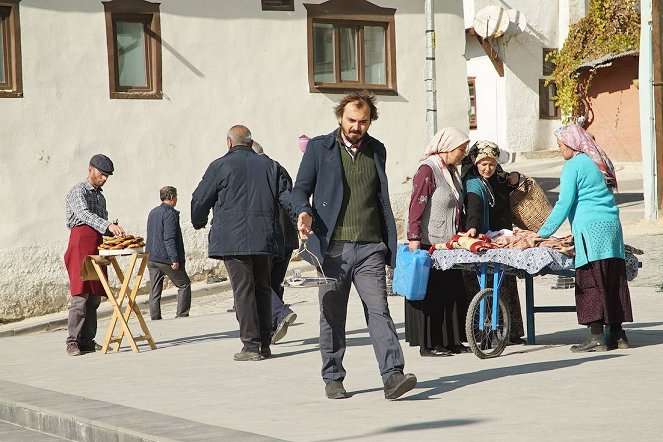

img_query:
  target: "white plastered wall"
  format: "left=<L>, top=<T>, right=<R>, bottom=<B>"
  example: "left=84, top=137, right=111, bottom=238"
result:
left=0, top=0, right=468, bottom=320
left=464, top=0, right=570, bottom=155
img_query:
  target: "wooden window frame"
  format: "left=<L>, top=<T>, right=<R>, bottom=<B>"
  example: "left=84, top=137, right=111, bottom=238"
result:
left=304, top=0, right=397, bottom=94
left=468, top=77, right=477, bottom=129
left=103, top=0, right=162, bottom=100
left=543, top=48, right=556, bottom=76
left=261, top=0, right=294, bottom=11
left=539, top=79, right=560, bottom=119
left=0, top=0, right=22, bottom=98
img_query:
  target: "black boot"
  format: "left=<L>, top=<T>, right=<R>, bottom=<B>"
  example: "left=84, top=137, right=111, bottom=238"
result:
left=608, top=330, right=630, bottom=350
left=571, top=333, right=607, bottom=353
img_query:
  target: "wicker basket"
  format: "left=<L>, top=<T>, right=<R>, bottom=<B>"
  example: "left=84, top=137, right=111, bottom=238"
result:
left=510, top=175, right=552, bottom=231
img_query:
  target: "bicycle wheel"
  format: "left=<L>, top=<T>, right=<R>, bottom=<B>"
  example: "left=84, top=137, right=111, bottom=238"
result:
left=465, top=288, right=511, bottom=359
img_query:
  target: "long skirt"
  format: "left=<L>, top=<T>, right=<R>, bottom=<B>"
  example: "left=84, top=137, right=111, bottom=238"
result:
left=574, top=257, right=633, bottom=325
left=463, top=271, right=524, bottom=340
left=405, top=268, right=466, bottom=349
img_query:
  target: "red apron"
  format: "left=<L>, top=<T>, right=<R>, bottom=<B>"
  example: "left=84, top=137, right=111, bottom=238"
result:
left=64, top=225, right=107, bottom=296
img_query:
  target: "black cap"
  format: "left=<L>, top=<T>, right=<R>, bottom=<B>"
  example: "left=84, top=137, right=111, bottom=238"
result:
left=89, top=154, right=114, bottom=176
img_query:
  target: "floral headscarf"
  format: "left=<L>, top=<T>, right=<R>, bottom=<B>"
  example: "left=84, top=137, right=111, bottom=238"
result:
left=554, top=123, right=618, bottom=190
left=472, top=140, right=500, bottom=164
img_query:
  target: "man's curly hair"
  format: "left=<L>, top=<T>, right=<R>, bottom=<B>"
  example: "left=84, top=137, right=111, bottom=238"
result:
left=334, top=90, right=379, bottom=121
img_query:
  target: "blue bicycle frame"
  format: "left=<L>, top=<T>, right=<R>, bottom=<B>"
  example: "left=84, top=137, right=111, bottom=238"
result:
left=476, top=262, right=506, bottom=331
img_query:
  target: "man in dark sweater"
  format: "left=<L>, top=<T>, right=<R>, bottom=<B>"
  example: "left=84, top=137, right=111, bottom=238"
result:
left=292, top=91, right=416, bottom=400
left=146, top=186, right=191, bottom=320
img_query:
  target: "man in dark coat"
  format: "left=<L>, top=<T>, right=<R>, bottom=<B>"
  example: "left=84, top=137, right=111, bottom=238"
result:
left=251, top=142, right=299, bottom=345
left=191, top=125, right=293, bottom=361
left=146, top=186, right=191, bottom=320
left=292, top=91, right=417, bottom=400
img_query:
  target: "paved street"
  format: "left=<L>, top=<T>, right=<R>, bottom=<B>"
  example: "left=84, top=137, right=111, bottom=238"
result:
left=1, top=157, right=662, bottom=441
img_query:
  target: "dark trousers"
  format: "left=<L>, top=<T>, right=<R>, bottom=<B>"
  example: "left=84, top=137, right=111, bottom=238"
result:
left=147, top=261, right=192, bottom=319
left=225, top=255, right=273, bottom=351
left=271, top=249, right=294, bottom=330
left=66, top=294, right=102, bottom=346
left=319, top=241, right=405, bottom=384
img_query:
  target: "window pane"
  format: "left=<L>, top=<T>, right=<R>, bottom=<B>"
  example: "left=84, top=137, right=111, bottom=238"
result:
left=116, top=21, right=147, bottom=88
left=0, top=17, right=5, bottom=84
left=339, top=27, right=357, bottom=81
left=363, top=26, right=385, bottom=84
left=313, top=23, right=334, bottom=83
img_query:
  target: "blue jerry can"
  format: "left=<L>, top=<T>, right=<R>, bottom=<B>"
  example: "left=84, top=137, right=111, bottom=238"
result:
left=392, top=244, right=432, bottom=301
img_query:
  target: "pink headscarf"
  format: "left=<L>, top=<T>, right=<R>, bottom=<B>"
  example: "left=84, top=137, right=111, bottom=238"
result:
left=554, top=123, right=618, bottom=190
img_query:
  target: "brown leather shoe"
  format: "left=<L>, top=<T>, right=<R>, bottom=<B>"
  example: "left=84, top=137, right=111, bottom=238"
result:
left=66, top=343, right=81, bottom=356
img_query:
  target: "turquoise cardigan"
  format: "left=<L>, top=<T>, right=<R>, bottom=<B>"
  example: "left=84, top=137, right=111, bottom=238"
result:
left=537, top=154, right=624, bottom=268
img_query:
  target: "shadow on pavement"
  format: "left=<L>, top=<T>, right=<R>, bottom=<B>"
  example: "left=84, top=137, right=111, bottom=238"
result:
left=317, top=418, right=481, bottom=441
left=526, top=176, right=644, bottom=207
left=155, top=329, right=240, bottom=348
left=524, top=322, right=663, bottom=348
left=368, top=354, right=624, bottom=402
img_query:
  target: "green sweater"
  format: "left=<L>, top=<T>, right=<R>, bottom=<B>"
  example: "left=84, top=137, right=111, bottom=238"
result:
left=331, top=141, right=382, bottom=242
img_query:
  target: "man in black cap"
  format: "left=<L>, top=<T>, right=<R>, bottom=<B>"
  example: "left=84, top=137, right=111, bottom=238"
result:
left=64, top=154, right=125, bottom=356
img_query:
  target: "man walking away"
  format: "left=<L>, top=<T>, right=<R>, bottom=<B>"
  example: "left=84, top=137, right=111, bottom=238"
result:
left=191, top=125, right=294, bottom=361
left=251, top=141, right=299, bottom=345
left=146, top=186, right=192, bottom=320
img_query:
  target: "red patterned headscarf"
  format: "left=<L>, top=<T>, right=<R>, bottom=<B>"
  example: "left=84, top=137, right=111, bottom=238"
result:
left=554, top=123, right=618, bottom=190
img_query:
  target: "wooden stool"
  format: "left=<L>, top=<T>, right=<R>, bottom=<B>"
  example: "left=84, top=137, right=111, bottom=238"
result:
left=82, top=251, right=156, bottom=353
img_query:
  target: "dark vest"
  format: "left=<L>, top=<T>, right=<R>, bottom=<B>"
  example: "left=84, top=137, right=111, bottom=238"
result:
left=331, top=142, right=382, bottom=242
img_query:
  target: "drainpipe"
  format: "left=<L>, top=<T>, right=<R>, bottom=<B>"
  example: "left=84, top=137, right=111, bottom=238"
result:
left=653, top=0, right=663, bottom=219
left=425, top=0, right=437, bottom=140
left=641, top=0, right=658, bottom=219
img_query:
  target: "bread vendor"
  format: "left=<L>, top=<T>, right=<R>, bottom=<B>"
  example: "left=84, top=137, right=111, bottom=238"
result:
left=64, top=154, right=125, bottom=356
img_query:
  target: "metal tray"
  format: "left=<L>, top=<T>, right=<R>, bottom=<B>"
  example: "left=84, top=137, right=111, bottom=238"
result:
left=282, top=276, right=337, bottom=288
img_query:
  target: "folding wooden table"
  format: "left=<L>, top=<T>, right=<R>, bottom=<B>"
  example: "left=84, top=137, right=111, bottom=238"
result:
left=81, top=249, right=156, bottom=353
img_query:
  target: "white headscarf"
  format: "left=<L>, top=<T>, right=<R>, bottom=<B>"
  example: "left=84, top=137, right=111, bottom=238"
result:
left=420, top=127, right=470, bottom=160
left=420, top=127, right=469, bottom=202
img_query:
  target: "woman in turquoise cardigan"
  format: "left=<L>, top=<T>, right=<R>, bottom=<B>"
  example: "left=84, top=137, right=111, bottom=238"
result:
left=537, top=123, right=633, bottom=352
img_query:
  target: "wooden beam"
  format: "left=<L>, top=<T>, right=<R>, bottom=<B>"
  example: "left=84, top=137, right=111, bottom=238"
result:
left=468, top=28, right=504, bottom=77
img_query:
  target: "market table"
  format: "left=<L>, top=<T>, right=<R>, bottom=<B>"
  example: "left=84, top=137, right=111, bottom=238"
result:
left=81, top=248, right=156, bottom=353
left=431, top=247, right=640, bottom=352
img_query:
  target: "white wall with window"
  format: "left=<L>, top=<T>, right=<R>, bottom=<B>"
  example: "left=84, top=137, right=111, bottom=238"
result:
left=463, top=0, right=583, bottom=155
left=0, top=0, right=469, bottom=320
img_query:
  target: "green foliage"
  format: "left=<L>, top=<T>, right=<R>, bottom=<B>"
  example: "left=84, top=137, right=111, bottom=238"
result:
left=548, top=0, right=640, bottom=121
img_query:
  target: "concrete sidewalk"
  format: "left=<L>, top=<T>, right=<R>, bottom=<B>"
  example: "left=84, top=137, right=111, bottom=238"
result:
left=1, top=278, right=662, bottom=441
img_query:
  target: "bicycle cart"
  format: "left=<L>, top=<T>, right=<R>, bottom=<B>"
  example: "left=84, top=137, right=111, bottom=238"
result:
left=431, top=247, right=640, bottom=358
left=433, top=247, right=574, bottom=359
